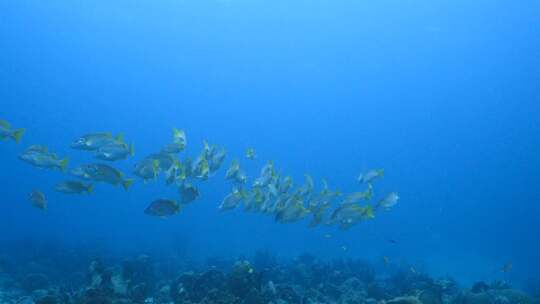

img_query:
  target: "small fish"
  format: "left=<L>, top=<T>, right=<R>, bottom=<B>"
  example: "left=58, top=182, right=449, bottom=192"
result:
left=0, top=120, right=25, bottom=143
left=323, top=233, right=333, bottom=239
left=55, top=181, right=93, bottom=194
left=328, top=203, right=374, bottom=229
left=388, top=239, right=398, bottom=244
left=162, top=128, right=186, bottom=153
left=376, top=192, right=399, bottom=211
left=225, top=160, right=241, bottom=180
left=172, top=128, right=187, bottom=146
left=383, top=256, right=390, bottom=265
left=29, top=190, right=47, bottom=210
left=73, top=163, right=133, bottom=190
left=179, top=183, right=199, bottom=204
left=410, top=266, right=418, bottom=274
left=144, top=199, right=181, bottom=217
left=344, top=184, right=374, bottom=203
left=162, top=142, right=184, bottom=154
left=146, top=153, right=177, bottom=172
left=18, top=146, right=69, bottom=172
left=192, top=156, right=210, bottom=180
left=95, top=142, right=134, bottom=161
left=245, top=148, right=256, bottom=160
left=309, top=202, right=331, bottom=227
left=357, top=169, right=384, bottom=184
left=208, top=145, right=226, bottom=172
left=341, top=246, right=348, bottom=251
left=133, top=159, right=160, bottom=182
left=275, top=200, right=309, bottom=223
left=219, top=189, right=247, bottom=211
left=501, top=262, right=513, bottom=273
left=71, top=132, right=122, bottom=151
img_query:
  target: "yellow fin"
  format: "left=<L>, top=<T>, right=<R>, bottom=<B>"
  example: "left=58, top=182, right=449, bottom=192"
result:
left=12, top=128, right=25, bottom=143
left=115, top=133, right=124, bottom=143
left=152, top=160, right=160, bottom=173
left=122, top=179, right=134, bottom=191
left=0, top=120, right=11, bottom=129
left=173, top=128, right=183, bottom=138
left=59, top=158, right=69, bottom=172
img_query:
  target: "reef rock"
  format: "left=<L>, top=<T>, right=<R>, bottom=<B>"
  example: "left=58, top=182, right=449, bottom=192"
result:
left=387, top=296, right=423, bottom=304
left=227, top=261, right=260, bottom=298
left=21, top=274, right=49, bottom=291
left=454, top=289, right=534, bottom=304
left=241, top=288, right=264, bottom=304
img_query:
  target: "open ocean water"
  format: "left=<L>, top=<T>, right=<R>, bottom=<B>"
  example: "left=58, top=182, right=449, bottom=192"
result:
left=1, top=1, right=539, bottom=304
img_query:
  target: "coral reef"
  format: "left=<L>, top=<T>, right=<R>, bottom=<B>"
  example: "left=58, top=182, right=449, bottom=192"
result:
left=0, top=250, right=536, bottom=304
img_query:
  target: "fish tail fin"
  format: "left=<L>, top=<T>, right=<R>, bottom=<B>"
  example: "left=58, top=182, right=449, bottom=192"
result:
left=130, top=143, right=135, bottom=156
left=122, top=179, right=134, bottom=191
left=12, top=128, right=25, bottom=143
left=152, top=160, right=160, bottom=174
left=87, top=184, right=94, bottom=194
left=366, top=183, right=374, bottom=201
left=0, top=120, right=10, bottom=128
left=173, top=128, right=182, bottom=137
left=59, top=158, right=69, bottom=172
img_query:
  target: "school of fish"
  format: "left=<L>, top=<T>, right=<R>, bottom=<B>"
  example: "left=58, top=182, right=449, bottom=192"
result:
left=3, top=119, right=400, bottom=229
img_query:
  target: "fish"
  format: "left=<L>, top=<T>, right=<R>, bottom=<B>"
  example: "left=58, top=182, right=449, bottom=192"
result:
left=275, top=199, right=309, bottom=223
left=192, top=156, right=210, bottom=180
left=309, top=201, right=331, bottom=227
left=182, top=157, right=194, bottom=179
left=376, top=192, right=399, bottom=211
left=172, top=128, right=186, bottom=144
left=253, top=161, right=275, bottom=187
left=29, top=190, right=47, bottom=210
left=146, top=153, right=177, bottom=172
left=73, top=163, right=133, bottom=190
left=358, top=169, right=384, bottom=184
left=95, top=142, right=134, bottom=161
left=225, top=160, right=241, bottom=180
left=162, top=128, right=186, bottom=153
left=133, top=158, right=160, bottom=182
left=383, top=256, right=390, bottom=265
left=279, top=176, right=293, bottom=193
left=501, top=262, right=513, bottom=273
left=328, top=203, right=374, bottom=229
left=0, top=120, right=25, bottom=143
left=179, top=183, right=199, bottom=204
left=225, top=160, right=247, bottom=185
left=71, top=132, right=122, bottom=151
left=144, top=199, right=181, bottom=217
left=55, top=181, right=93, bottom=194
left=298, top=174, right=314, bottom=197
left=18, top=146, right=69, bottom=172
left=343, top=184, right=373, bottom=203
left=219, top=189, right=247, bottom=211
left=208, top=145, right=226, bottom=173
left=323, top=233, right=333, bottom=239
left=245, top=148, right=256, bottom=160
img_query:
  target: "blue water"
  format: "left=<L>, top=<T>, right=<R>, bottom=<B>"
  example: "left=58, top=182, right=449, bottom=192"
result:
left=1, top=0, right=539, bottom=288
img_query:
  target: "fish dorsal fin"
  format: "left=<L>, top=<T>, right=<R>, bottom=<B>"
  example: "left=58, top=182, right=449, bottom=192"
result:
left=0, top=120, right=10, bottom=129
left=115, top=133, right=124, bottom=143
left=28, top=145, right=48, bottom=153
